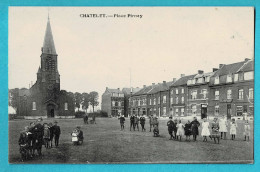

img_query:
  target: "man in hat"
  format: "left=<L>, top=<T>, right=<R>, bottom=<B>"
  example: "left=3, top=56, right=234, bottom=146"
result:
left=53, top=121, right=61, bottom=147
left=167, top=116, right=174, bottom=140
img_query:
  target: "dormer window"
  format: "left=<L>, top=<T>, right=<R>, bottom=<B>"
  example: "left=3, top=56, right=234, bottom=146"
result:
left=215, top=76, right=220, bottom=84
left=227, top=74, right=232, bottom=83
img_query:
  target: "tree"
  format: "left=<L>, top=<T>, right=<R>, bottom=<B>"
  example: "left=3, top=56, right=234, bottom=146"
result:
left=8, top=88, right=19, bottom=113
left=74, top=92, right=83, bottom=111
left=82, top=92, right=90, bottom=112
left=89, top=91, right=99, bottom=112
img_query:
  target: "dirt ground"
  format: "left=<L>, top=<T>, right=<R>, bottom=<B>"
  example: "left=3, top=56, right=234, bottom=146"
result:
left=9, top=118, right=254, bottom=164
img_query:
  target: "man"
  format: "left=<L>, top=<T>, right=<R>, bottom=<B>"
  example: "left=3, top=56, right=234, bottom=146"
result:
left=83, top=114, right=88, bottom=124
left=167, top=116, right=174, bottom=140
left=134, top=114, right=140, bottom=131
left=191, top=117, right=200, bottom=141
left=118, top=114, right=126, bottom=130
left=173, top=118, right=178, bottom=140
left=53, top=121, right=61, bottom=147
left=140, top=114, right=146, bottom=131
left=34, top=118, right=44, bottom=156
left=149, top=114, right=154, bottom=132
left=130, top=114, right=135, bottom=131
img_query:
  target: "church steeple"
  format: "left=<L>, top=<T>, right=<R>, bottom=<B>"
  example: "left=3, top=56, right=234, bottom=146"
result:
left=42, top=16, right=56, bottom=55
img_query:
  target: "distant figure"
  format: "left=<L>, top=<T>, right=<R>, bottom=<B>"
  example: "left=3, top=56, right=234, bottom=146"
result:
left=244, top=120, right=250, bottom=141
left=90, top=114, right=96, bottom=124
left=130, top=114, right=135, bottom=131
left=71, top=126, right=84, bottom=145
left=153, top=117, right=159, bottom=137
left=118, top=115, right=125, bottom=130
left=219, top=115, right=228, bottom=140
left=134, top=114, right=140, bottom=131
left=211, top=117, right=220, bottom=144
left=176, top=120, right=185, bottom=141
left=53, top=121, right=61, bottom=147
left=167, top=116, right=174, bottom=140
left=34, top=119, right=44, bottom=156
left=230, top=118, right=237, bottom=140
left=191, top=117, right=200, bottom=141
left=201, top=118, right=210, bottom=142
left=43, top=123, right=50, bottom=149
left=140, top=114, right=146, bottom=131
left=84, top=114, right=89, bottom=124
left=184, top=120, right=192, bottom=141
left=173, top=118, right=178, bottom=140
left=149, top=114, right=154, bottom=132
left=48, top=122, right=54, bottom=148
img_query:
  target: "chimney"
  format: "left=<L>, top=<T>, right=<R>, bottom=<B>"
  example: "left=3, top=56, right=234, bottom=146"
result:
left=152, top=83, right=155, bottom=88
left=198, top=70, right=204, bottom=74
left=245, top=58, right=250, bottom=62
left=143, top=85, right=146, bottom=88
left=219, top=64, right=224, bottom=68
left=181, top=74, right=185, bottom=77
left=117, top=88, right=120, bottom=91
left=106, top=87, right=108, bottom=90
left=213, top=68, right=218, bottom=72
left=173, top=78, right=176, bottom=82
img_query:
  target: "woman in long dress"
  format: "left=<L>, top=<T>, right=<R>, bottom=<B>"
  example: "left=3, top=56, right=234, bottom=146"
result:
left=191, top=117, right=200, bottom=141
left=201, top=118, right=210, bottom=142
left=176, top=120, right=185, bottom=141
left=219, top=115, right=228, bottom=140
left=211, top=117, right=220, bottom=144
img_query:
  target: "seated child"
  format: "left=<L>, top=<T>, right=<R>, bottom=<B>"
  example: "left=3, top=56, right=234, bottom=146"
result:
left=153, top=124, right=159, bottom=137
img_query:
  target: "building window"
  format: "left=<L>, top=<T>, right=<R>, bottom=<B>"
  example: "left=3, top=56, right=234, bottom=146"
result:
left=158, top=107, right=160, bottom=117
left=112, top=101, right=115, bottom=106
left=175, top=108, right=179, bottom=116
left=163, top=107, right=166, bottom=116
left=192, top=105, right=197, bottom=114
left=176, top=97, right=179, bottom=104
left=138, top=99, right=140, bottom=106
left=249, top=88, right=254, bottom=99
left=32, top=102, right=36, bottom=110
left=143, top=99, right=146, bottom=105
left=149, top=99, right=152, bottom=105
left=238, top=73, right=244, bottom=81
left=215, top=105, right=219, bottom=115
left=181, top=88, right=184, bottom=94
left=118, top=101, right=121, bottom=106
left=244, top=71, right=254, bottom=80
left=181, top=97, right=184, bottom=104
left=215, top=76, right=219, bottom=84
left=191, top=90, right=197, bottom=100
left=170, top=97, right=173, bottom=104
left=215, top=90, right=219, bottom=100
left=176, top=88, right=179, bottom=94
left=202, top=89, right=207, bottom=99
left=163, top=96, right=166, bottom=103
left=236, top=106, right=243, bottom=116
left=64, top=102, right=68, bottom=110
left=153, top=98, right=156, bottom=105
left=227, top=74, right=232, bottom=83
left=115, top=101, right=118, bottom=106
left=197, top=78, right=203, bottom=83
left=181, top=108, right=184, bottom=116
left=238, top=89, right=244, bottom=100
left=171, top=90, right=174, bottom=95
left=158, top=97, right=160, bottom=104
left=227, top=89, right=232, bottom=99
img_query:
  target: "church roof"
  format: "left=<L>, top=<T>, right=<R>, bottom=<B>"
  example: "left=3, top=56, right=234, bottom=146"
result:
left=42, top=17, right=56, bottom=54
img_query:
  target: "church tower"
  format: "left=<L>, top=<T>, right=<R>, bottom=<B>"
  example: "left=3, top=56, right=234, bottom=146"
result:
left=37, top=15, right=60, bottom=101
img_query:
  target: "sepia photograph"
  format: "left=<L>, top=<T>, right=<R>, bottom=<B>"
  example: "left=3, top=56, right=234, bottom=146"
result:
left=8, top=7, right=254, bottom=164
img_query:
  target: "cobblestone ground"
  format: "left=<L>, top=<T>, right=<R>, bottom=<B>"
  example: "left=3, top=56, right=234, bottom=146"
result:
left=9, top=118, right=253, bottom=164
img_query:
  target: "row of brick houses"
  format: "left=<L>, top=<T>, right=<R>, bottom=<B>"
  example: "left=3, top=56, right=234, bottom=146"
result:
left=101, top=58, right=254, bottom=119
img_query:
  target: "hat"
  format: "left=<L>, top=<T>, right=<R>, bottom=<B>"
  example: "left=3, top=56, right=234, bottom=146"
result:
left=76, top=126, right=81, bottom=129
left=169, top=116, right=172, bottom=119
left=54, top=121, right=58, bottom=123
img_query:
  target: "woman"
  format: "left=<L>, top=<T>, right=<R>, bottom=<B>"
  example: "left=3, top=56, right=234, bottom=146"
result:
left=190, top=117, right=200, bottom=141
left=184, top=120, right=192, bottom=141
left=201, top=118, right=210, bottom=142
left=211, top=117, right=220, bottom=144
left=219, top=115, right=228, bottom=139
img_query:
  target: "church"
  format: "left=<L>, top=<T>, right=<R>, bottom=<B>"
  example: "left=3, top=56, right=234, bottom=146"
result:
left=19, top=16, right=75, bottom=119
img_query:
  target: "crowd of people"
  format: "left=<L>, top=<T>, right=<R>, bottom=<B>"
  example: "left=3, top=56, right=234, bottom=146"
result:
left=118, top=114, right=251, bottom=144
left=18, top=118, right=61, bottom=161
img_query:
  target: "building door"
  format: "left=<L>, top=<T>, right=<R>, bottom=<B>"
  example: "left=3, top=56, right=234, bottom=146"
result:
left=201, top=104, right=207, bottom=119
left=227, top=104, right=232, bottom=119
left=47, top=104, right=55, bottom=118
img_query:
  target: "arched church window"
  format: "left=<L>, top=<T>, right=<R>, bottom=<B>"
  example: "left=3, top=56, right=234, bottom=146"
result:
left=32, top=102, right=36, bottom=110
left=65, top=102, right=68, bottom=110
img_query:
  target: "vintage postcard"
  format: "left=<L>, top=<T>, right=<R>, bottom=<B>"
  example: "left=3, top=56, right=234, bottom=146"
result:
left=8, top=7, right=254, bottom=164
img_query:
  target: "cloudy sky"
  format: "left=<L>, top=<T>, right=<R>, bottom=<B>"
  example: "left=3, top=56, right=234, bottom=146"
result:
left=9, top=7, right=254, bottom=108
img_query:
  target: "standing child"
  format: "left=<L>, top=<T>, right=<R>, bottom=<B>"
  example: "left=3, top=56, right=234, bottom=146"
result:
left=53, top=121, right=61, bottom=147
left=176, top=120, right=185, bottom=141
left=219, top=115, right=228, bottom=139
left=173, top=119, right=178, bottom=140
left=191, top=117, right=200, bottom=141
left=184, top=120, right=192, bottom=141
left=48, top=122, right=54, bottom=148
left=211, top=117, right=220, bottom=144
left=244, top=120, right=250, bottom=141
left=230, top=118, right=237, bottom=140
left=167, top=116, right=174, bottom=140
left=140, top=114, right=146, bottom=131
left=43, top=123, right=50, bottom=149
left=118, top=114, right=125, bottom=130
left=201, top=118, right=210, bottom=142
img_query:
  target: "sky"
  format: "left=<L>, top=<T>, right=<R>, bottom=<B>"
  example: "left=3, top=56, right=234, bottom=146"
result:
left=9, top=7, right=254, bottom=109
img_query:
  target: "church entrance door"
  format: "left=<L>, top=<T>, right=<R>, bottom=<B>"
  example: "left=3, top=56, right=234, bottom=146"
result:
left=47, top=104, right=55, bottom=118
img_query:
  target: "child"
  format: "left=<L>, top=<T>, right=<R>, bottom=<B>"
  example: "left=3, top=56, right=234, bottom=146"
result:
left=167, top=116, right=174, bottom=140
left=244, top=120, right=250, bottom=141
left=201, top=118, right=210, bottom=142
left=43, top=123, right=50, bottom=149
left=48, top=122, right=54, bottom=148
left=219, top=115, right=228, bottom=139
left=191, top=117, right=200, bottom=141
left=140, top=114, right=146, bottom=131
left=176, top=120, right=185, bottom=141
left=184, top=120, right=192, bottom=141
left=173, top=118, right=178, bottom=140
left=118, top=114, right=125, bottom=130
left=153, top=124, right=159, bottom=137
left=230, top=118, right=237, bottom=140
left=211, top=117, right=220, bottom=144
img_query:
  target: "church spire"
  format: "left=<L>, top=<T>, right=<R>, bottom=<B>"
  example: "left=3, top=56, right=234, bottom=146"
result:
left=42, top=14, right=56, bottom=55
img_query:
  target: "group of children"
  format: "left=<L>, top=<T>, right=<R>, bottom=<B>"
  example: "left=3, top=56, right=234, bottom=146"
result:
left=167, top=115, right=251, bottom=144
